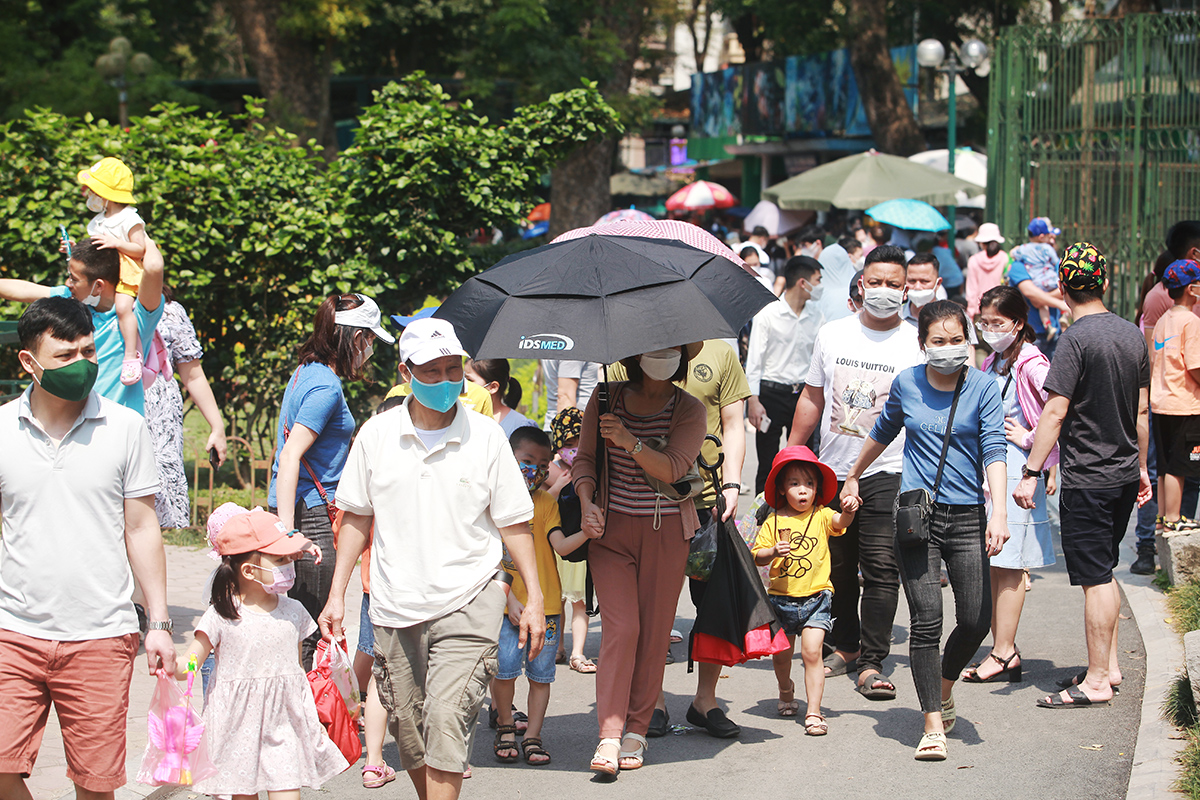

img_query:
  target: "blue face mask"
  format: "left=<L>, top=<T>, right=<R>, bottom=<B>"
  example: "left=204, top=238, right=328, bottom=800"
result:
left=410, top=376, right=462, bottom=413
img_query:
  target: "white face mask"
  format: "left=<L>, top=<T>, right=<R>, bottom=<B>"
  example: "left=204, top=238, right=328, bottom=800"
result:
left=925, top=343, right=971, bottom=375
left=639, top=348, right=682, bottom=381
left=356, top=342, right=374, bottom=368
left=981, top=329, right=1018, bottom=353
left=805, top=281, right=825, bottom=302
left=862, top=286, right=904, bottom=319
left=82, top=285, right=102, bottom=308
left=907, top=288, right=936, bottom=307
left=85, top=191, right=106, bottom=213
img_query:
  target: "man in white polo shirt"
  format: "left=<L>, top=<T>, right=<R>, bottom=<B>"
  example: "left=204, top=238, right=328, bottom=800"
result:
left=320, top=317, right=544, bottom=800
left=0, top=296, right=173, bottom=800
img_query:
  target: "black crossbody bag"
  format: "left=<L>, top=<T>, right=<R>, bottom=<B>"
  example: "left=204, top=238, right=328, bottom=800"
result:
left=893, top=370, right=966, bottom=547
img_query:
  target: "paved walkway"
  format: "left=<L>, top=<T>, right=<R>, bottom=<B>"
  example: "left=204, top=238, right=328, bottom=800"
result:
left=20, top=432, right=1187, bottom=800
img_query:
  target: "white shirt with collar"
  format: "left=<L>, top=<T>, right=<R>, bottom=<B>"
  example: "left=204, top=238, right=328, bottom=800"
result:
left=745, top=297, right=824, bottom=395
left=335, top=394, right=535, bottom=628
left=0, top=389, right=159, bottom=641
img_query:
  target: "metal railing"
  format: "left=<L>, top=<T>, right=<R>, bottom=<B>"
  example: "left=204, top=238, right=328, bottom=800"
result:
left=987, top=13, right=1200, bottom=316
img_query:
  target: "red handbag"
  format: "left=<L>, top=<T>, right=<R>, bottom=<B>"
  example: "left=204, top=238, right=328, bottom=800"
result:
left=307, top=653, right=361, bottom=768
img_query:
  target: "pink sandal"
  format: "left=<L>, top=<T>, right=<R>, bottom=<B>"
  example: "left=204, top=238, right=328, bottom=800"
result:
left=362, top=764, right=396, bottom=789
left=119, top=355, right=143, bottom=386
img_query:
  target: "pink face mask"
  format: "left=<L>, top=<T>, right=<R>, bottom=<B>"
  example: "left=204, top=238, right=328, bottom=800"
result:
left=558, top=446, right=579, bottom=467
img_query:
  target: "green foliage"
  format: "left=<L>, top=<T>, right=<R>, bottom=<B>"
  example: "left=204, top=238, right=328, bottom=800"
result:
left=1176, top=726, right=1200, bottom=799
left=1165, top=673, right=1200, bottom=729
left=1168, top=579, right=1200, bottom=636
left=0, top=75, right=620, bottom=457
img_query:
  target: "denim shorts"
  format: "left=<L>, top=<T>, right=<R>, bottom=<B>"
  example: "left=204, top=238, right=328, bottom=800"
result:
left=496, top=614, right=559, bottom=683
left=358, top=592, right=374, bottom=655
left=769, top=589, right=834, bottom=635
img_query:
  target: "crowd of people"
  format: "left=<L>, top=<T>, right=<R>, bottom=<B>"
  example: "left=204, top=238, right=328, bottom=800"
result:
left=1, top=152, right=1198, bottom=800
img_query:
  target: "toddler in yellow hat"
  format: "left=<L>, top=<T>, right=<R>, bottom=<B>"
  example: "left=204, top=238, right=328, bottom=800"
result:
left=71, top=157, right=149, bottom=385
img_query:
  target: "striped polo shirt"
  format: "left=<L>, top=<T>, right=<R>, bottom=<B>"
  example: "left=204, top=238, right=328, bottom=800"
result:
left=607, top=391, right=679, bottom=517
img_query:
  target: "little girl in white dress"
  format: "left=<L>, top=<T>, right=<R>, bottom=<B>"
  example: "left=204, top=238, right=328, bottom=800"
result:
left=177, top=509, right=347, bottom=798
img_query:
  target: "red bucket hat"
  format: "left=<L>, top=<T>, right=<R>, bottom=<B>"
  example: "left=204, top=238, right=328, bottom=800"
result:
left=763, top=445, right=838, bottom=509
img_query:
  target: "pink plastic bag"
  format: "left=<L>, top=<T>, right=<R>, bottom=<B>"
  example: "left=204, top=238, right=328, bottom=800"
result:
left=137, top=658, right=218, bottom=787
left=314, top=638, right=361, bottom=721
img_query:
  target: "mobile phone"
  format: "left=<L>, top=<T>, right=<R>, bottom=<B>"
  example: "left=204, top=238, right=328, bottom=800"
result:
left=58, top=226, right=71, bottom=258
left=208, top=447, right=219, bottom=470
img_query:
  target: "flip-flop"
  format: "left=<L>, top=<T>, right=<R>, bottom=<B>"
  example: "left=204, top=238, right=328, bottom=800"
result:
left=1037, top=685, right=1112, bottom=708
left=823, top=652, right=858, bottom=676
left=1055, top=669, right=1121, bottom=694
left=856, top=674, right=897, bottom=701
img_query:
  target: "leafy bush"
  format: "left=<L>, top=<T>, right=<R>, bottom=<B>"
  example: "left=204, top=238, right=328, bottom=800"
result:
left=0, top=75, right=620, bottom=459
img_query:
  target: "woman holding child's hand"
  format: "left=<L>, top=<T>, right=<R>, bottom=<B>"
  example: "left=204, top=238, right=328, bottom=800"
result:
left=572, top=346, right=706, bottom=775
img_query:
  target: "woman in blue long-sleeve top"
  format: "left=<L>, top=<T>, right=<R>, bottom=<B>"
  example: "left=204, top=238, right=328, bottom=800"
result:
left=843, top=300, right=1008, bottom=763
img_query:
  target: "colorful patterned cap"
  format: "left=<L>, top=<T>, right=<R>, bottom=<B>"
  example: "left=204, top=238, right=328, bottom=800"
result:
left=1164, top=259, right=1200, bottom=290
left=1058, top=242, right=1107, bottom=291
left=551, top=406, right=584, bottom=451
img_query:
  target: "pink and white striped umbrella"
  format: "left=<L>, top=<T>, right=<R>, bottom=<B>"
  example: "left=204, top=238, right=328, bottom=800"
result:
left=552, top=218, right=745, bottom=267
left=595, top=208, right=656, bottom=225
left=665, top=180, right=737, bottom=211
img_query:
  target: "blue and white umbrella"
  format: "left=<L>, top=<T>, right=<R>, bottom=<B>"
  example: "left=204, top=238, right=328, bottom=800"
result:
left=864, top=198, right=951, bottom=232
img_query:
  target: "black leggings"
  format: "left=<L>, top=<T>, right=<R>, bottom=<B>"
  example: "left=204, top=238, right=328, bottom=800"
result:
left=895, top=502, right=991, bottom=713
left=277, top=501, right=337, bottom=671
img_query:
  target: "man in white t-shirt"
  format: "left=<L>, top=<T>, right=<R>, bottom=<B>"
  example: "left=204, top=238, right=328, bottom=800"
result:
left=542, top=359, right=599, bottom=429
left=320, top=318, right=544, bottom=800
left=787, top=245, right=924, bottom=700
left=0, top=297, right=172, bottom=800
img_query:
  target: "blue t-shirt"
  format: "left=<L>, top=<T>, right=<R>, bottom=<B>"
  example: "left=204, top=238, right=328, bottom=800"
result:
left=1007, top=258, right=1060, bottom=336
left=933, top=245, right=964, bottom=289
left=49, top=286, right=164, bottom=415
left=268, top=363, right=355, bottom=510
left=500, top=409, right=538, bottom=438
left=869, top=365, right=1006, bottom=506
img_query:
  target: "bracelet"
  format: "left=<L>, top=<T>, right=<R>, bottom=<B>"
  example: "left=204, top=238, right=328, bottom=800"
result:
left=721, top=483, right=741, bottom=491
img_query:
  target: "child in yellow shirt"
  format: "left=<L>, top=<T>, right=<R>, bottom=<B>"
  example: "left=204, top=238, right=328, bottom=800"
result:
left=73, top=157, right=149, bottom=386
left=493, top=426, right=565, bottom=766
left=753, top=446, right=858, bottom=736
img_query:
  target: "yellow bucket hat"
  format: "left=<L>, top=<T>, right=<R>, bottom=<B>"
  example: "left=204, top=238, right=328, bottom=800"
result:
left=77, top=157, right=136, bottom=204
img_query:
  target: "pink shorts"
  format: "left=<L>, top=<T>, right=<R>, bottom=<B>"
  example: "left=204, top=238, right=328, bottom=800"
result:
left=0, top=628, right=138, bottom=792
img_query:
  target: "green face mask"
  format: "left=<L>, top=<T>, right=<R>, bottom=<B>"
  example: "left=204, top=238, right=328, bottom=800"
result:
left=31, top=356, right=98, bottom=402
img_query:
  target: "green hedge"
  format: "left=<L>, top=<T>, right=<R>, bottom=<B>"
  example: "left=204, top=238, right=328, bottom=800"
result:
left=0, top=75, right=619, bottom=455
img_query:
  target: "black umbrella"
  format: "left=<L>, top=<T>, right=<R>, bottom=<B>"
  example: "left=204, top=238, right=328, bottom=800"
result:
left=434, top=234, right=776, bottom=364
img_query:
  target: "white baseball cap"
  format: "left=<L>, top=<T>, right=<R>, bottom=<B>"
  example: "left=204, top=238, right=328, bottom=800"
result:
left=334, top=295, right=395, bottom=344
left=399, top=317, right=468, bottom=365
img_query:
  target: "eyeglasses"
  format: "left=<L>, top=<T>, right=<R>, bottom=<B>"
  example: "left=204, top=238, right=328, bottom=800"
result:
left=976, top=320, right=1016, bottom=333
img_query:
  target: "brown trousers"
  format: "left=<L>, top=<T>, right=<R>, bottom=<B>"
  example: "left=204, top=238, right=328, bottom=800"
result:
left=589, top=510, right=689, bottom=739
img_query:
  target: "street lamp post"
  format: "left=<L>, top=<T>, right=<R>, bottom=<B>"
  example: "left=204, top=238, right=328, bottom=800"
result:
left=916, top=38, right=989, bottom=229
left=95, top=37, right=152, bottom=128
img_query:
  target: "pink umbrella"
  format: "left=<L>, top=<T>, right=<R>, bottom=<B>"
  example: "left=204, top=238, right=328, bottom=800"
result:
left=552, top=218, right=745, bottom=267
left=666, top=180, right=737, bottom=212
left=595, top=208, right=656, bottom=225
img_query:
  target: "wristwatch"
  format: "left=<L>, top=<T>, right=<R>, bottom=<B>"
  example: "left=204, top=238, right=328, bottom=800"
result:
left=1021, top=465, right=1042, bottom=480
left=147, top=619, right=173, bottom=633
left=629, top=439, right=643, bottom=455
left=721, top=482, right=741, bottom=491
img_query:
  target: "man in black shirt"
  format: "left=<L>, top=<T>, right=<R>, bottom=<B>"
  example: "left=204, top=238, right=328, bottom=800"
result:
left=1014, top=242, right=1151, bottom=708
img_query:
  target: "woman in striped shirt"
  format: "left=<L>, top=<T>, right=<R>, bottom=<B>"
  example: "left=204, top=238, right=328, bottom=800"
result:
left=573, top=345, right=707, bottom=775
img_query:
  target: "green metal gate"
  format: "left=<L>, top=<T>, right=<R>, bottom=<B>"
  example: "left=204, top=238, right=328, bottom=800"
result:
left=987, top=13, right=1200, bottom=316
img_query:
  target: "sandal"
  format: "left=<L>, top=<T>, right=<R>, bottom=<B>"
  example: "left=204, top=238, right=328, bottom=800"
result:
left=521, top=736, right=551, bottom=766
left=915, top=731, right=948, bottom=761
left=823, top=651, right=858, bottom=676
left=555, top=650, right=567, bottom=665
left=804, top=713, right=828, bottom=736
left=777, top=681, right=799, bottom=717
left=1055, top=669, right=1120, bottom=694
left=856, top=672, right=897, bottom=701
left=488, top=705, right=528, bottom=734
left=120, top=355, right=143, bottom=387
left=961, top=649, right=1022, bottom=683
left=941, top=695, right=956, bottom=735
left=493, top=724, right=519, bottom=763
left=590, top=738, right=621, bottom=776
left=618, top=733, right=648, bottom=770
left=362, top=764, right=396, bottom=789
left=1036, top=685, right=1112, bottom=708
left=570, top=655, right=598, bottom=674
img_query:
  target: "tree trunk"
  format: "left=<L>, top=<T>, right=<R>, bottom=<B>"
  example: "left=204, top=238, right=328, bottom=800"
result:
left=731, top=13, right=763, bottom=63
left=844, top=0, right=924, bottom=156
left=226, top=0, right=335, bottom=157
left=547, top=0, right=647, bottom=238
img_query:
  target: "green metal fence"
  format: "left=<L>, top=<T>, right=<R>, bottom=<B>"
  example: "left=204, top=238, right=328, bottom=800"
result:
left=987, top=13, right=1200, bottom=316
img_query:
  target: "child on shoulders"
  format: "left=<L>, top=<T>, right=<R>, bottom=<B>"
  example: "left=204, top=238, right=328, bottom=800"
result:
left=753, top=446, right=859, bottom=736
